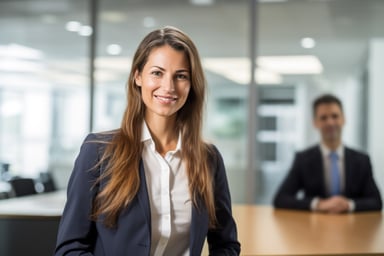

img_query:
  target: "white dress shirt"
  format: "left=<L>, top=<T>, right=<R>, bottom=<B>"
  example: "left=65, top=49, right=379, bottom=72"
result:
left=141, top=122, right=191, bottom=256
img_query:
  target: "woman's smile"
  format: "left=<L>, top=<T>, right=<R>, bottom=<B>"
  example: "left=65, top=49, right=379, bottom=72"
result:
left=154, top=94, right=178, bottom=104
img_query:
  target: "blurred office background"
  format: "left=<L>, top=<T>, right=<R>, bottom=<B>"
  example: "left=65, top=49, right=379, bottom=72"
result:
left=0, top=0, right=383, bottom=204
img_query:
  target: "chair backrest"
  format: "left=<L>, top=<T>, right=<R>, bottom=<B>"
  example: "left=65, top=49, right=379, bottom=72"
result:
left=8, top=178, right=37, bottom=197
left=38, top=172, right=57, bottom=193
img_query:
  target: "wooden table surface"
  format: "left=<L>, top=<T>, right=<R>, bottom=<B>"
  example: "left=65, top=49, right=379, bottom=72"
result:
left=1, top=193, right=383, bottom=255
left=230, top=205, right=383, bottom=256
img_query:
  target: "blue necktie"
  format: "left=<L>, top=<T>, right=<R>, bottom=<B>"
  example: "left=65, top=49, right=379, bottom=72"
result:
left=329, top=152, right=340, bottom=195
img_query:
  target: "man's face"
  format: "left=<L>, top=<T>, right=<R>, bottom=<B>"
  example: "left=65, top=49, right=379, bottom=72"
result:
left=313, top=103, right=345, bottom=143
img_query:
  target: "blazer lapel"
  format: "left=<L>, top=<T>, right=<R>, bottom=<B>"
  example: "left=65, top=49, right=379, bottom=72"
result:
left=311, top=146, right=327, bottom=197
left=137, top=160, right=151, bottom=236
left=343, top=147, right=353, bottom=195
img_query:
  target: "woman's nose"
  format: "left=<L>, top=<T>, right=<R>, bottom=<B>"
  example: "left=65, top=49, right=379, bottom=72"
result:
left=162, top=75, right=175, bottom=92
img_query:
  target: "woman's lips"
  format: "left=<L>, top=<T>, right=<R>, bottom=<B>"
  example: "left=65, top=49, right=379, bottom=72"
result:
left=155, top=95, right=177, bottom=103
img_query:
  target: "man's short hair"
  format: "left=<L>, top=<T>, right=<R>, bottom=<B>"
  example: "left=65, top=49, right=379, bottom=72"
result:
left=312, top=94, right=343, bottom=117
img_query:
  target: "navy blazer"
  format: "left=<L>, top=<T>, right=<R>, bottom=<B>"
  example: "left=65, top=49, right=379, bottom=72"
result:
left=55, top=133, right=240, bottom=256
left=273, top=145, right=382, bottom=211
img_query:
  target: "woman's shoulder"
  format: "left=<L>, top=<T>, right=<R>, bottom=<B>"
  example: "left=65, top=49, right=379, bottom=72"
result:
left=84, top=129, right=120, bottom=143
left=79, top=129, right=121, bottom=156
left=203, top=142, right=223, bottom=165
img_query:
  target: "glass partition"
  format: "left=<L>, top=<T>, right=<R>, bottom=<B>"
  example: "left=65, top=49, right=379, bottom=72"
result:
left=0, top=0, right=89, bottom=188
left=1, top=0, right=383, bottom=203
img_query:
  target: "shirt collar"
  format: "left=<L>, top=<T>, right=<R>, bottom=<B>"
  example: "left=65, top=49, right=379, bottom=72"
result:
left=141, top=121, right=152, bottom=143
left=319, top=143, right=344, bottom=158
left=141, top=121, right=182, bottom=153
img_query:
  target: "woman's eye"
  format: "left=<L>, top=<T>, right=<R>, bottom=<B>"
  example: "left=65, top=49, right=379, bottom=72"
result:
left=176, top=74, right=189, bottom=80
left=152, top=71, right=162, bottom=76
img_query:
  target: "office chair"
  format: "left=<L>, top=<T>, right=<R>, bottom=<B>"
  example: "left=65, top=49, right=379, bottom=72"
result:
left=8, top=178, right=37, bottom=197
left=38, top=172, right=57, bottom=193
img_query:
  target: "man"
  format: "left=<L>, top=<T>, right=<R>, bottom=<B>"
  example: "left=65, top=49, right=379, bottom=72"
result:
left=273, top=94, right=382, bottom=213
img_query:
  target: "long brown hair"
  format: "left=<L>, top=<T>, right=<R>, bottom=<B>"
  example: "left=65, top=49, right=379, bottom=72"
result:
left=92, top=26, right=216, bottom=228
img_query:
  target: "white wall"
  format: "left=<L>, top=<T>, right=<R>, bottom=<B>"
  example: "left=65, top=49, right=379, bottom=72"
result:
left=368, top=38, right=384, bottom=196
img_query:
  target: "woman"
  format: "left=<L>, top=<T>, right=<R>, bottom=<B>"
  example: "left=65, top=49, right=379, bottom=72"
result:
left=55, top=26, right=240, bottom=256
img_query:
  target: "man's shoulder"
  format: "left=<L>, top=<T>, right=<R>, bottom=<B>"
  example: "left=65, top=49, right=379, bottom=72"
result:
left=344, top=146, right=370, bottom=160
left=291, top=145, right=322, bottom=165
left=297, top=144, right=320, bottom=156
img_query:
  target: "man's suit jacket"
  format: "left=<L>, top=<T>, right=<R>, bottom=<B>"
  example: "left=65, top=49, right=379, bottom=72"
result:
left=273, top=145, right=382, bottom=211
left=55, top=133, right=240, bottom=256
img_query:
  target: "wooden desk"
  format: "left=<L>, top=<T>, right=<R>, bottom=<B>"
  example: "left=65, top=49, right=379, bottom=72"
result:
left=1, top=193, right=383, bottom=256
left=232, top=205, right=384, bottom=256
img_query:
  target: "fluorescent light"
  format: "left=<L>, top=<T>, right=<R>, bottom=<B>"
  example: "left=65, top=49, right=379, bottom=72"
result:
left=258, top=55, right=323, bottom=74
left=78, top=25, right=93, bottom=36
left=95, top=57, right=132, bottom=72
left=189, top=0, right=215, bottom=5
left=202, top=58, right=282, bottom=85
left=65, top=21, right=82, bottom=32
left=43, top=72, right=88, bottom=86
left=0, top=74, right=49, bottom=89
left=49, top=59, right=87, bottom=73
left=301, top=37, right=316, bottom=49
left=66, top=21, right=93, bottom=37
left=0, top=44, right=43, bottom=59
left=203, top=56, right=323, bottom=85
left=106, top=44, right=122, bottom=55
left=203, top=58, right=250, bottom=84
left=256, top=68, right=282, bottom=84
left=95, top=70, right=121, bottom=82
left=0, top=59, right=43, bottom=72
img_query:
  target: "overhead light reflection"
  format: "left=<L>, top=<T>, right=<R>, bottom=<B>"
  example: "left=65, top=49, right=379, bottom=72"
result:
left=78, top=25, right=93, bottom=36
left=0, top=59, right=43, bottom=72
left=301, top=37, right=316, bottom=49
left=203, top=58, right=282, bottom=85
left=0, top=44, right=43, bottom=59
left=106, top=44, right=122, bottom=55
left=65, top=21, right=93, bottom=37
left=256, top=68, right=282, bottom=84
left=65, top=21, right=82, bottom=32
left=258, top=55, right=323, bottom=74
left=189, top=0, right=215, bottom=5
left=203, top=55, right=323, bottom=85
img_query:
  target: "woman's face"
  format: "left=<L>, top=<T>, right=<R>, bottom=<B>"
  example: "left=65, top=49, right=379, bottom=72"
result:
left=135, top=44, right=191, bottom=122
